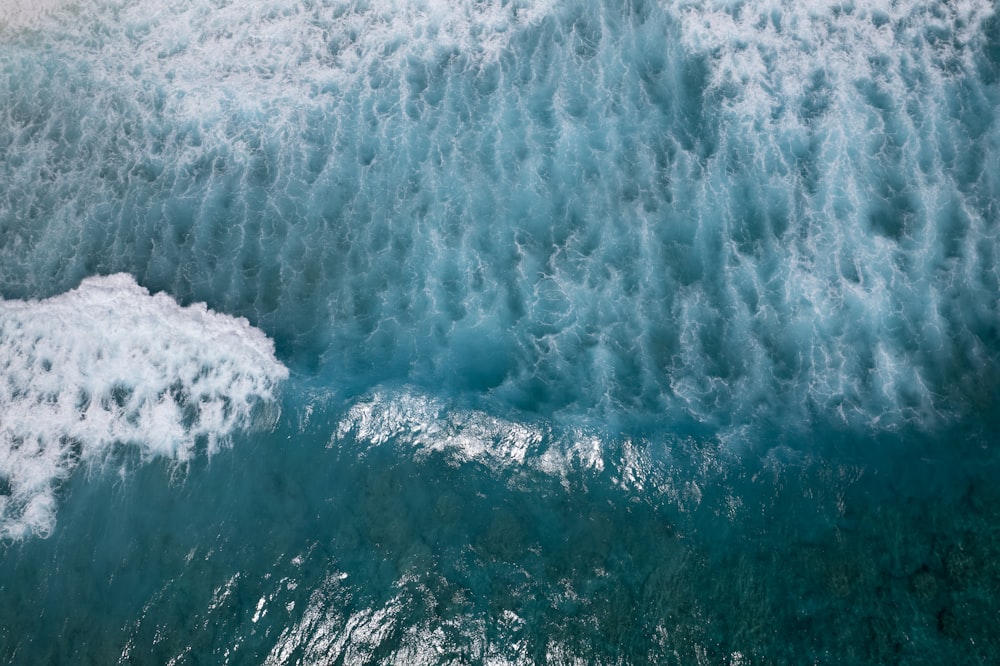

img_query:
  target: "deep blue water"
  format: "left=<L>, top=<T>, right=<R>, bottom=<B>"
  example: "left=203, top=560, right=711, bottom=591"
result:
left=1, top=0, right=999, bottom=662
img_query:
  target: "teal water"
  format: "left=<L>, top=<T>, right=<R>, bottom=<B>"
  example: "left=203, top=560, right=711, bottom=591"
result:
left=1, top=0, right=999, bottom=662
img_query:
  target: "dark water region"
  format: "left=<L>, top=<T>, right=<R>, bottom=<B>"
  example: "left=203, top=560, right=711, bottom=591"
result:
left=1, top=0, right=999, bottom=662
left=2, top=406, right=1000, bottom=663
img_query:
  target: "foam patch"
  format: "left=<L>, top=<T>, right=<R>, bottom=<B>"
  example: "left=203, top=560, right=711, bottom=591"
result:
left=0, top=273, right=288, bottom=539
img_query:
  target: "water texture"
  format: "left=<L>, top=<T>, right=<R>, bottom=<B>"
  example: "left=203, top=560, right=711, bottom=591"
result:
left=0, top=0, right=998, bottom=663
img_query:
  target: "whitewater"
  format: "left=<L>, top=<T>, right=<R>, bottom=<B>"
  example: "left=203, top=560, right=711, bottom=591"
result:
left=1, top=0, right=998, bottom=663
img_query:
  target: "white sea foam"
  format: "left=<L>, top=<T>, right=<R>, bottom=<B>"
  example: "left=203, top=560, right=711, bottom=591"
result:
left=20, top=0, right=555, bottom=122
left=0, top=274, right=288, bottom=539
left=677, top=0, right=995, bottom=116
left=0, top=0, right=74, bottom=32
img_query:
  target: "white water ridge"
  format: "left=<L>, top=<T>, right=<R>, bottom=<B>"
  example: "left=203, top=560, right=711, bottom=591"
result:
left=0, top=274, right=288, bottom=539
left=1, top=0, right=996, bottom=435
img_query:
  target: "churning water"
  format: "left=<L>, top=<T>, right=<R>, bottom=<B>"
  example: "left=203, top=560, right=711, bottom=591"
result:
left=1, top=0, right=999, bottom=662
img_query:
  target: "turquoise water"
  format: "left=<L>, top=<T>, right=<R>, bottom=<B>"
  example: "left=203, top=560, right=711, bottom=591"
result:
left=1, top=0, right=999, bottom=662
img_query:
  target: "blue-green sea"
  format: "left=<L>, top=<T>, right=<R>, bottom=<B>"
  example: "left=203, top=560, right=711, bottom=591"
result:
left=2, top=0, right=999, bottom=662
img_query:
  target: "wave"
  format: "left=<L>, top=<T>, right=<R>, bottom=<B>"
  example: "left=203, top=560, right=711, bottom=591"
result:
left=1, top=0, right=997, bottom=433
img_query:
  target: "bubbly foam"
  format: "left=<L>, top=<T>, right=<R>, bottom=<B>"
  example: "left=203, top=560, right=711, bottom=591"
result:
left=0, top=274, right=288, bottom=539
left=0, top=0, right=73, bottom=32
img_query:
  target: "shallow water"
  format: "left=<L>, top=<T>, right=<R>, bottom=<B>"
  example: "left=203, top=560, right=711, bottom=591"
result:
left=1, top=0, right=999, bottom=662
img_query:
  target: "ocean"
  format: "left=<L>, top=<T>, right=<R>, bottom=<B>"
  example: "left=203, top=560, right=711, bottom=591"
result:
left=1, top=0, right=999, bottom=662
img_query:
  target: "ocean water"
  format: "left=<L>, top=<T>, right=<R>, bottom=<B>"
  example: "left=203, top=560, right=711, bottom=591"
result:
left=1, top=0, right=998, bottom=662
